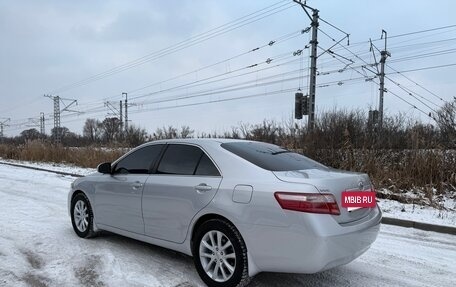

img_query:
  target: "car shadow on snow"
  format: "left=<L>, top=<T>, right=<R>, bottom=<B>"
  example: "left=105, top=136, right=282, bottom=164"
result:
left=87, top=231, right=203, bottom=286
left=83, top=230, right=369, bottom=287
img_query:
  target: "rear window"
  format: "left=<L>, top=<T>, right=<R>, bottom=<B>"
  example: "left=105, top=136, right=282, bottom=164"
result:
left=221, top=142, right=327, bottom=171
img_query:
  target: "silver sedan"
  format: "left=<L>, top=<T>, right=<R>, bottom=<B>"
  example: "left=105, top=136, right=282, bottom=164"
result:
left=68, top=139, right=381, bottom=287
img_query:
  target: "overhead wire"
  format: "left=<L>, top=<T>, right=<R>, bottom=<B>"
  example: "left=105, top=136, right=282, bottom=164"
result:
left=385, top=76, right=438, bottom=113
left=48, top=1, right=295, bottom=94
left=129, top=49, right=306, bottom=101
left=386, top=63, right=445, bottom=102
left=123, top=29, right=306, bottom=97
left=5, top=21, right=456, bottom=134
left=55, top=27, right=310, bottom=109
left=57, top=77, right=372, bottom=126
left=317, top=25, right=452, bottom=117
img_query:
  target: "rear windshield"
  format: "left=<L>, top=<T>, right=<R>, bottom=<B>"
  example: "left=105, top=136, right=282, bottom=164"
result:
left=221, top=142, right=328, bottom=171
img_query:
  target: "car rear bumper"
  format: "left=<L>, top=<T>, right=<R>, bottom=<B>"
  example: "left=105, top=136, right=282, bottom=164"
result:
left=239, top=206, right=382, bottom=275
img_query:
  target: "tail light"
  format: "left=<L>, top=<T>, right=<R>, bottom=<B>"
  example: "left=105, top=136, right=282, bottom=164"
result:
left=274, top=192, right=340, bottom=215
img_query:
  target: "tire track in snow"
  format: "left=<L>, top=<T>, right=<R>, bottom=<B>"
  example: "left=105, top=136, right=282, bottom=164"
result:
left=0, top=163, right=455, bottom=286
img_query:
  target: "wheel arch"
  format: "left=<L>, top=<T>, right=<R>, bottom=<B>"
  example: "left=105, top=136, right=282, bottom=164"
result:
left=71, top=189, right=86, bottom=201
left=190, top=213, right=241, bottom=252
left=189, top=212, right=262, bottom=277
left=69, top=189, right=99, bottom=232
left=69, top=189, right=90, bottom=212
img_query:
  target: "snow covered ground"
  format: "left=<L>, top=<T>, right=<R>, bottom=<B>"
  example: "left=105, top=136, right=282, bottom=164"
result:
left=1, top=158, right=455, bottom=227
left=0, top=164, right=455, bottom=286
left=0, top=158, right=96, bottom=176
left=378, top=198, right=456, bottom=227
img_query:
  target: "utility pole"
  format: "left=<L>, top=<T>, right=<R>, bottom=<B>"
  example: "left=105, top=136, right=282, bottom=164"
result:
left=123, top=92, right=128, bottom=132
left=293, top=0, right=319, bottom=131
left=40, top=112, right=45, bottom=135
left=308, top=8, right=319, bottom=131
left=44, top=94, right=78, bottom=144
left=53, top=96, right=60, bottom=143
left=378, top=30, right=390, bottom=127
left=0, top=118, right=10, bottom=138
left=119, top=100, right=123, bottom=132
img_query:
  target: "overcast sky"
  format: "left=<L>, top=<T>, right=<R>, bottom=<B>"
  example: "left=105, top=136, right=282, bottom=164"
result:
left=1, top=0, right=455, bottom=137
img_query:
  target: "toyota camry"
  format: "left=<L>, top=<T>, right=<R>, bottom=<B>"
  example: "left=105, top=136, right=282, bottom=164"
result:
left=69, top=139, right=381, bottom=287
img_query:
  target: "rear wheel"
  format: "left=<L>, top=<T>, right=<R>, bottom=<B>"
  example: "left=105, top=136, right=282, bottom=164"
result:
left=71, top=193, right=95, bottom=238
left=193, top=219, right=250, bottom=287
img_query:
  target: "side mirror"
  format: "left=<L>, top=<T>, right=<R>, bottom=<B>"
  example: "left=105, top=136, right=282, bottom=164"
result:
left=97, top=162, right=112, bottom=174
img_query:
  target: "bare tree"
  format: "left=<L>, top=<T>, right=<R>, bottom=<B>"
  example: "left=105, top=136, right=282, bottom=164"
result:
left=436, top=99, right=456, bottom=148
left=20, top=128, right=43, bottom=142
left=152, top=125, right=178, bottom=140
left=124, top=125, right=148, bottom=147
left=179, top=126, right=194, bottom=138
left=250, top=120, right=279, bottom=143
left=100, top=117, right=121, bottom=143
left=83, top=118, right=101, bottom=143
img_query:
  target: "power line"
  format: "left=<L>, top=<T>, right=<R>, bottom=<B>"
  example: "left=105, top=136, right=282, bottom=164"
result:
left=317, top=36, right=456, bottom=68
left=386, top=88, right=436, bottom=121
left=58, top=77, right=371, bottom=125
left=48, top=1, right=294, bottom=94
left=389, top=63, right=456, bottom=74
left=341, top=24, right=456, bottom=47
left=7, top=56, right=454, bottom=133
left=317, top=26, right=453, bottom=118
left=122, top=29, right=306, bottom=97
left=33, top=24, right=456, bottom=127
left=130, top=49, right=305, bottom=101
left=385, top=76, right=438, bottom=113
left=49, top=27, right=308, bottom=111
left=388, top=48, right=456, bottom=64
left=388, top=24, right=456, bottom=39
left=386, top=63, right=444, bottom=102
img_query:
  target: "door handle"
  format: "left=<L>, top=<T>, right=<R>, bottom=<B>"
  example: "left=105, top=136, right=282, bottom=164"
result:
left=194, top=183, right=212, bottom=193
left=131, top=181, right=144, bottom=190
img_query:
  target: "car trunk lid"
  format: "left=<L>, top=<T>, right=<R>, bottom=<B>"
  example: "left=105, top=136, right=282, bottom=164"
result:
left=273, top=168, right=375, bottom=224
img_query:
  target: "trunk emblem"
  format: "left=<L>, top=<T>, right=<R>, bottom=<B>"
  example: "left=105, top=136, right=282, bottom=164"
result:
left=358, top=181, right=364, bottom=190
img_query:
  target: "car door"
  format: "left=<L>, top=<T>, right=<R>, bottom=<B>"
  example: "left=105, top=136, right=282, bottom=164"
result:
left=142, top=144, right=222, bottom=243
left=94, top=144, right=164, bottom=234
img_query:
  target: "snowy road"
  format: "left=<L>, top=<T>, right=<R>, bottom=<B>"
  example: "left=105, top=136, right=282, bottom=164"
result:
left=0, top=165, right=455, bottom=287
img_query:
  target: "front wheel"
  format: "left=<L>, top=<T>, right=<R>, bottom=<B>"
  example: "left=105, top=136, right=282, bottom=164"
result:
left=71, top=193, right=95, bottom=238
left=193, top=219, right=250, bottom=287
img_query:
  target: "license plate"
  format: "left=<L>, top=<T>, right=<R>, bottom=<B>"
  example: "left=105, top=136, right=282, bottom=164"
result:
left=347, top=206, right=363, bottom=212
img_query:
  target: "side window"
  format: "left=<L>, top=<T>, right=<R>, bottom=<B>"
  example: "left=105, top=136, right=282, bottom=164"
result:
left=195, top=153, right=220, bottom=176
left=114, top=145, right=163, bottom=174
left=157, top=144, right=203, bottom=175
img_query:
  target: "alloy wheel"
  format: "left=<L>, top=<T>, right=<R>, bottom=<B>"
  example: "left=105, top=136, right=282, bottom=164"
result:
left=73, top=199, right=89, bottom=233
left=199, top=230, right=236, bottom=283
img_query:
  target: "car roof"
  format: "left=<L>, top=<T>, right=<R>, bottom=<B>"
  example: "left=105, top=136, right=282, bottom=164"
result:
left=147, top=138, right=250, bottom=145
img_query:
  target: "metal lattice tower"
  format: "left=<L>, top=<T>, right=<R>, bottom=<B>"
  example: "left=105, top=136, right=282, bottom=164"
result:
left=104, top=100, right=124, bottom=137
left=40, top=112, right=45, bottom=135
left=53, top=96, right=61, bottom=143
left=0, top=118, right=11, bottom=138
left=44, top=94, right=78, bottom=144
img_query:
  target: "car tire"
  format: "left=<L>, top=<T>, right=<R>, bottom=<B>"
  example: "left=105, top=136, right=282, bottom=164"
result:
left=71, top=193, right=96, bottom=238
left=193, top=219, right=250, bottom=287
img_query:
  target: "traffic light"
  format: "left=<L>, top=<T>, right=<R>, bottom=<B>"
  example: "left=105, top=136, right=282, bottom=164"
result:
left=302, top=95, right=309, bottom=115
left=295, top=92, right=303, bottom=119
